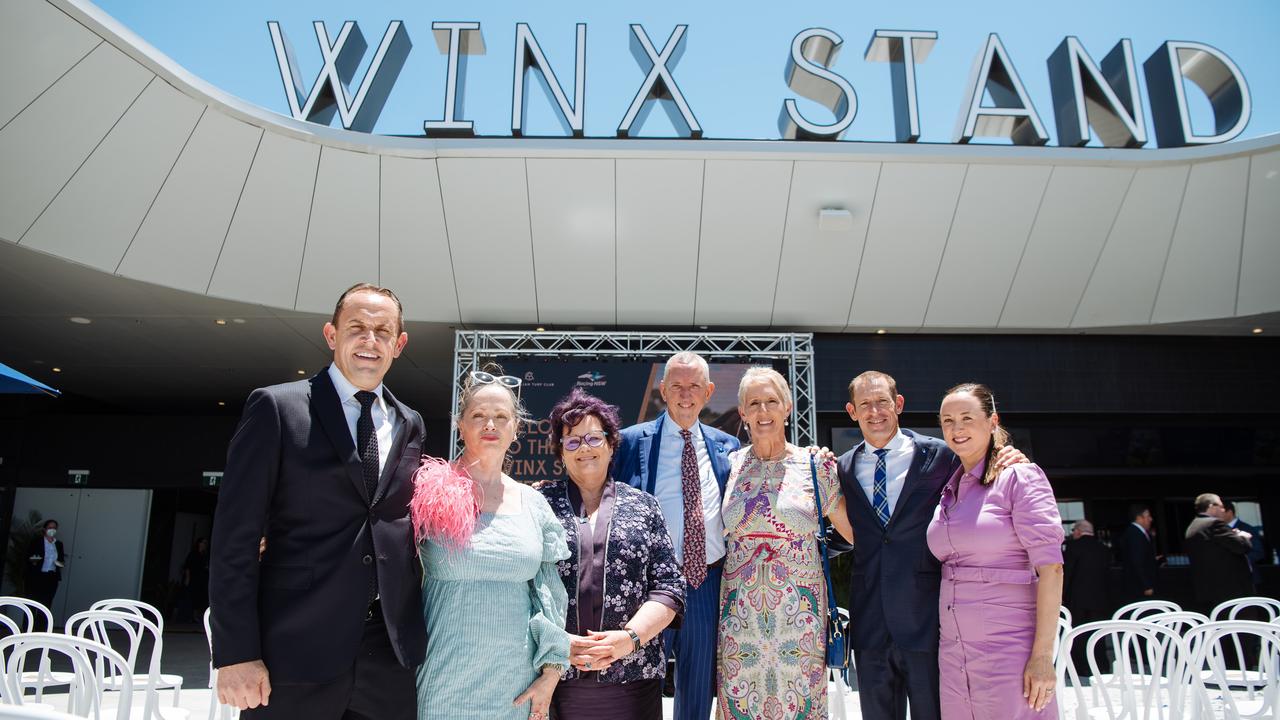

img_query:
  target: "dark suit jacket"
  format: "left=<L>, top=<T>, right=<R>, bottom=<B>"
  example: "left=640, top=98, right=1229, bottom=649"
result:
left=837, top=429, right=957, bottom=653
left=209, top=370, right=427, bottom=683
left=1233, top=518, right=1264, bottom=586
left=1185, top=514, right=1253, bottom=609
left=1062, top=535, right=1110, bottom=615
left=613, top=412, right=739, bottom=500
left=25, top=537, right=65, bottom=581
left=1118, top=523, right=1158, bottom=600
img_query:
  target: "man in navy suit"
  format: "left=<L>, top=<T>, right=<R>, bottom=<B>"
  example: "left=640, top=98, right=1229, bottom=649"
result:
left=613, top=352, right=739, bottom=720
left=837, top=371, right=1021, bottom=720
left=1118, top=505, right=1158, bottom=602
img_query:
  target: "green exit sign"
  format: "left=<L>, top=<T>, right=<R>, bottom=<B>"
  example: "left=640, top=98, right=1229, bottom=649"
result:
left=202, top=471, right=224, bottom=488
left=67, top=469, right=89, bottom=486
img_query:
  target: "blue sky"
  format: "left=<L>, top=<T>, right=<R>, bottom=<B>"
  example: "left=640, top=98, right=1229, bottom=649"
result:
left=97, top=0, right=1279, bottom=146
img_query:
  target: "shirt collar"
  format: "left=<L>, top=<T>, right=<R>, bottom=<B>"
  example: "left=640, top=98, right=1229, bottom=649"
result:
left=662, top=411, right=700, bottom=440
left=327, top=363, right=386, bottom=410
left=857, top=428, right=908, bottom=455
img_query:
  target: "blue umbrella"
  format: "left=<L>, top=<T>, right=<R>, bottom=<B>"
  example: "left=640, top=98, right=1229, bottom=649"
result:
left=0, top=362, right=61, bottom=396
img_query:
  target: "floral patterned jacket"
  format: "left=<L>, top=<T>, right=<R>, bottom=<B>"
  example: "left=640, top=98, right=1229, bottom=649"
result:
left=540, top=479, right=685, bottom=684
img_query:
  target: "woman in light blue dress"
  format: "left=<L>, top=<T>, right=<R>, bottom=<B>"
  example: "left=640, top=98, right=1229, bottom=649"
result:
left=411, top=371, right=570, bottom=720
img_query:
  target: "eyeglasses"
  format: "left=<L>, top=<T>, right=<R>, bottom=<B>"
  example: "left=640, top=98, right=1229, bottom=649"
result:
left=470, top=371, right=522, bottom=398
left=561, top=432, right=608, bottom=452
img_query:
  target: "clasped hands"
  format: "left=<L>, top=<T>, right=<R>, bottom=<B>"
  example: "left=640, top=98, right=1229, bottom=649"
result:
left=569, top=629, right=634, bottom=672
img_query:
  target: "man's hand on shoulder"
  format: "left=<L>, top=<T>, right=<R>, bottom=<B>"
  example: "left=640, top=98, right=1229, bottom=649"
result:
left=217, top=659, right=271, bottom=710
left=993, top=445, right=1029, bottom=471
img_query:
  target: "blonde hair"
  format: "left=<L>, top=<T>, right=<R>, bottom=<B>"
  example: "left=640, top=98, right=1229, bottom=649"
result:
left=942, top=382, right=1008, bottom=486
left=737, top=366, right=792, bottom=408
left=454, top=362, right=532, bottom=431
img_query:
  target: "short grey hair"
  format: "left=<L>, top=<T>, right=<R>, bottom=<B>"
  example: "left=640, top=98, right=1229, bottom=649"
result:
left=663, top=352, right=710, bottom=383
left=737, top=366, right=792, bottom=408
left=1073, top=520, right=1094, bottom=535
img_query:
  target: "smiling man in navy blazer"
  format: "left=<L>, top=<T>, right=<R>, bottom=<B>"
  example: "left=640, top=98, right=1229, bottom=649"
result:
left=837, top=370, right=1021, bottom=720
left=210, top=283, right=426, bottom=720
left=613, top=352, right=739, bottom=720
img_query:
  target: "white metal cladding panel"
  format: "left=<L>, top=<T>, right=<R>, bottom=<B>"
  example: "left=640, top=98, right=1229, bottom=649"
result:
left=0, top=43, right=151, bottom=242
left=999, top=166, right=1133, bottom=328
left=117, top=111, right=263, bottom=293
left=0, top=0, right=100, bottom=129
left=771, top=161, right=880, bottom=330
left=1237, top=150, right=1280, bottom=317
left=847, top=162, right=966, bottom=329
left=925, top=163, right=1052, bottom=327
left=1073, top=165, right=1189, bottom=327
left=1152, top=157, right=1249, bottom=324
left=437, top=158, right=538, bottom=324
left=295, top=147, right=381, bottom=314
left=22, top=81, right=203, bottom=271
left=379, top=156, right=460, bottom=324
left=207, top=133, right=320, bottom=308
left=693, top=160, right=792, bottom=326
left=615, top=159, right=703, bottom=326
left=527, top=158, right=616, bottom=325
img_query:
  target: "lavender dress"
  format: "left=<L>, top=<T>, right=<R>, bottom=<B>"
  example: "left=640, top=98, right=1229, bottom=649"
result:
left=925, top=461, right=1063, bottom=720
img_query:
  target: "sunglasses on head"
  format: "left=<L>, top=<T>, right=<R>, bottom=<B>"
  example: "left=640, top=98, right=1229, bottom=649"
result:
left=561, top=432, right=608, bottom=452
left=470, top=371, right=522, bottom=398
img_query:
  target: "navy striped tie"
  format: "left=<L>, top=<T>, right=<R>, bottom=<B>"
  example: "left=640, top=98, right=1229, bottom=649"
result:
left=872, top=448, right=890, bottom=527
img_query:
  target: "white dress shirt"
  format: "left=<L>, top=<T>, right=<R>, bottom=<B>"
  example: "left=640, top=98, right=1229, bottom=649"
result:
left=1131, top=522, right=1150, bottom=540
left=652, top=413, right=726, bottom=566
left=41, top=538, right=57, bottom=572
left=327, top=364, right=398, bottom=475
left=853, top=429, right=915, bottom=517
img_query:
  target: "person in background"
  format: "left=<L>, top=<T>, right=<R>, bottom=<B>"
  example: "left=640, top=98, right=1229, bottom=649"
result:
left=25, top=519, right=65, bottom=630
left=183, top=537, right=211, bottom=622
left=1222, top=500, right=1264, bottom=590
left=1062, top=520, right=1110, bottom=675
left=1185, top=494, right=1253, bottom=616
left=927, top=383, right=1063, bottom=719
left=1118, top=505, right=1158, bottom=602
left=539, top=388, right=684, bottom=720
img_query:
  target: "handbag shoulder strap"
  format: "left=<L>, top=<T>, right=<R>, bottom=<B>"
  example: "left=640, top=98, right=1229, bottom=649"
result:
left=808, top=454, right=840, bottom=616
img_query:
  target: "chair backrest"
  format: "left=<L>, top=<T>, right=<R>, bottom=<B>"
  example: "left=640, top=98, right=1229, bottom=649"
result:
left=65, top=609, right=165, bottom=719
left=1112, top=599, right=1181, bottom=621
left=0, top=614, right=20, bottom=636
left=1185, top=620, right=1280, bottom=720
left=1141, top=610, right=1210, bottom=635
left=1059, top=604, right=1073, bottom=628
left=1056, top=620, right=1195, bottom=720
left=0, top=632, right=133, bottom=718
left=0, top=597, right=53, bottom=633
left=1054, top=614, right=1071, bottom=661
left=1211, top=596, right=1280, bottom=622
left=88, top=600, right=164, bottom=635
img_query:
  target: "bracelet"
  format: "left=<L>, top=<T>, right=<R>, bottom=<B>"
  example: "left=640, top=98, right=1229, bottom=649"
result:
left=626, top=628, right=641, bottom=654
left=540, top=663, right=564, bottom=676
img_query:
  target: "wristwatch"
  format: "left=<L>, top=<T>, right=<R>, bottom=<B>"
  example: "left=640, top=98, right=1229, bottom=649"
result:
left=626, top=628, right=642, bottom=654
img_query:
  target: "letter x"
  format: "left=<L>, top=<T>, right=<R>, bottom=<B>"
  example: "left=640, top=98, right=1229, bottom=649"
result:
left=617, top=25, right=701, bottom=138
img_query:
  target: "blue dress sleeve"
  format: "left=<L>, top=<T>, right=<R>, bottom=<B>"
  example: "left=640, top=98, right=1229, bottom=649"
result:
left=528, top=490, right=572, bottom=671
left=1008, top=464, right=1065, bottom=567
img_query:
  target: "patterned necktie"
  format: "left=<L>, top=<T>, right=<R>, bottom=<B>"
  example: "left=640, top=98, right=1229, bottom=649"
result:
left=355, top=391, right=380, bottom=502
left=872, top=448, right=891, bottom=527
left=679, top=429, right=707, bottom=589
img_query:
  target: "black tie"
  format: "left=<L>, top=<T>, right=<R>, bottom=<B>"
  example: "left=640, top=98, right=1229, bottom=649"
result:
left=355, top=391, right=380, bottom=502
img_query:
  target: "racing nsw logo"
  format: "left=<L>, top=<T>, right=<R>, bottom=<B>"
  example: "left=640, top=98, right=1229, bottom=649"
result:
left=576, top=371, right=606, bottom=388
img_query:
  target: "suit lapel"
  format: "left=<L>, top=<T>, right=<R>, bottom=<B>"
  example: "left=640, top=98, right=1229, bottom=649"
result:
left=845, top=443, right=876, bottom=517
left=700, top=422, right=731, bottom=492
left=886, top=431, right=933, bottom=530
left=372, top=387, right=415, bottom=506
left=311, top=371, right=371, bottom=504
left=643, top=415, right=665, bottom=495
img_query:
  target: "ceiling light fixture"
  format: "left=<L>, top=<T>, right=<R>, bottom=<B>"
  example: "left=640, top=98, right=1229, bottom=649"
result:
left=297, top=370, right=306, bottom=375
left=218, top=401, right=226, bottom=406
left=215, top=319, right=227, bottom=326
left=51, top=367, right=62, bottom=373
left=818, top=208, right=853, bottom=231
left=68, top=317, right=91, bottom=325
left=875, top=329, right=887, bottom=335
left=535, top=327, right=545, bottom=332
left=232, top=318, right=247, bottom=324
left=1253, top=328, right=1264, bottom=334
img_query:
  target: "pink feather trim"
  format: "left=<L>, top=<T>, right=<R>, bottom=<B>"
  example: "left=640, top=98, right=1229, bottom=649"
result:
left=410, top=456, right=480, bottom=552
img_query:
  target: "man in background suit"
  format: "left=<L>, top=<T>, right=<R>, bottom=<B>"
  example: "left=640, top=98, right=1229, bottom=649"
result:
left=210, top=283, right=427, bottom=719
left=1223, top=499, right=1265, bottom=589
left=1119, top=505, right=1158, bottom=603
left=1063, top=519, right=1111, bottom=674
left=613, top=352, right=739, bottom=720
left=24, top=519, right=65, bottom=631
left=1185, top=493, right=1253, bottom=616
left=836, top=371, right=1023, bottom=720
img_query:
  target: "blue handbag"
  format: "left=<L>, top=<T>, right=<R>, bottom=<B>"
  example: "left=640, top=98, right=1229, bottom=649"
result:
left=809, top=454, right=848, bottom=669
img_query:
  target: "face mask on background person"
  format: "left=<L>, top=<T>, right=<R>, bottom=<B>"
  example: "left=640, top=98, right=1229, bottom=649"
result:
left=45, top=529, right=56, bottom=538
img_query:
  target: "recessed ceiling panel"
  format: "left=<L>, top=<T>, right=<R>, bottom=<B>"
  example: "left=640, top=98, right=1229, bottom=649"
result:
left=772, top=161, right=880, bottom=330
left=207, top=133, right=320, bottom=308
left=380, top=157, right=459, bottom=324
left=527, top=158, right=615, bottom=325
left=615, top=159, right=703, bottom=326
left=118, top=111, right=262, bottom=293
left=295, top=147, right=381, bottom=314
left=1237, top=150, right=1280, bottom=318
left=0, top=0, right=100, bottom=129
left=22, top=80, right=203, bottom=271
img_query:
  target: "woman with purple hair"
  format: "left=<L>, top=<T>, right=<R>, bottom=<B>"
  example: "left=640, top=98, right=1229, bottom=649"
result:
left=538, top=387, right=685, bottom=719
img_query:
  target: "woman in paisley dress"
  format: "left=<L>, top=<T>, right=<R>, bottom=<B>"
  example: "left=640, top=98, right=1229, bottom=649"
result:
left=717, top=367, right=855, bottom=720
left=537, top=388, right=685, bottom=720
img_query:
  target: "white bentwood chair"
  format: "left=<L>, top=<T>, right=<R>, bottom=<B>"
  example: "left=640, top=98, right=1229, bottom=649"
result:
left=86, top=602, right=181, bottom=707
left=201, top=609, right=237, bottom=720
left=0, top=597, right=72, bottom=699
left=1211, top=596, right=1280, bottom=623
left=65, top=610, right=188, bottom=720
left=0, top=632, right=134, bottom=719
left=1112, top=599, right=1181, bottom=622
left=1186, top=620, right=1280, bottom=719
left=1056, top=620, right=1196, bottom=720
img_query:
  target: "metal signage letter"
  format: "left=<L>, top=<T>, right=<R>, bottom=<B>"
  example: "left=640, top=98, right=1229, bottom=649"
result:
left=1048, top=37, right=1146, bottom=148
left=1144, top=41, right=1251, bottom=147
left=955, top=33, right=1048, bottom=145
left=780, top=28, right=857, bottom=140
left=425, top=22, right=486, bottom=137
left=511, top=23, right=587, bottom=137
left=617, top=25, right=701, bottom=138
left=865, top=29, right=937, bottom=142
left=267, top=20, right=411, bottom=133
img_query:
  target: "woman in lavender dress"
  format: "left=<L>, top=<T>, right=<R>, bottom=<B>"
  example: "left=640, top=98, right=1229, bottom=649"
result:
left=538, top=388, right=685, bottom=719
left=926, top=383, right=1063, bottom=719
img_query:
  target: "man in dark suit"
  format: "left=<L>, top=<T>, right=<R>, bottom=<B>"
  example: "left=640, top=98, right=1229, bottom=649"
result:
left=1185, top=493, right=1253, bottom=616
left=1223, top=499, right=1265, bottom=589
left=1062, top=519, right=1111, bottom=674
left=836, top=371, right=1022, bottom=720
left=613, top=352, right=739, bottom=720
left=210, top=283, right=427, bottom=720
left=24, top=519, right=65, bottom=630
left=1118, top=504, right=1158, bottom=603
